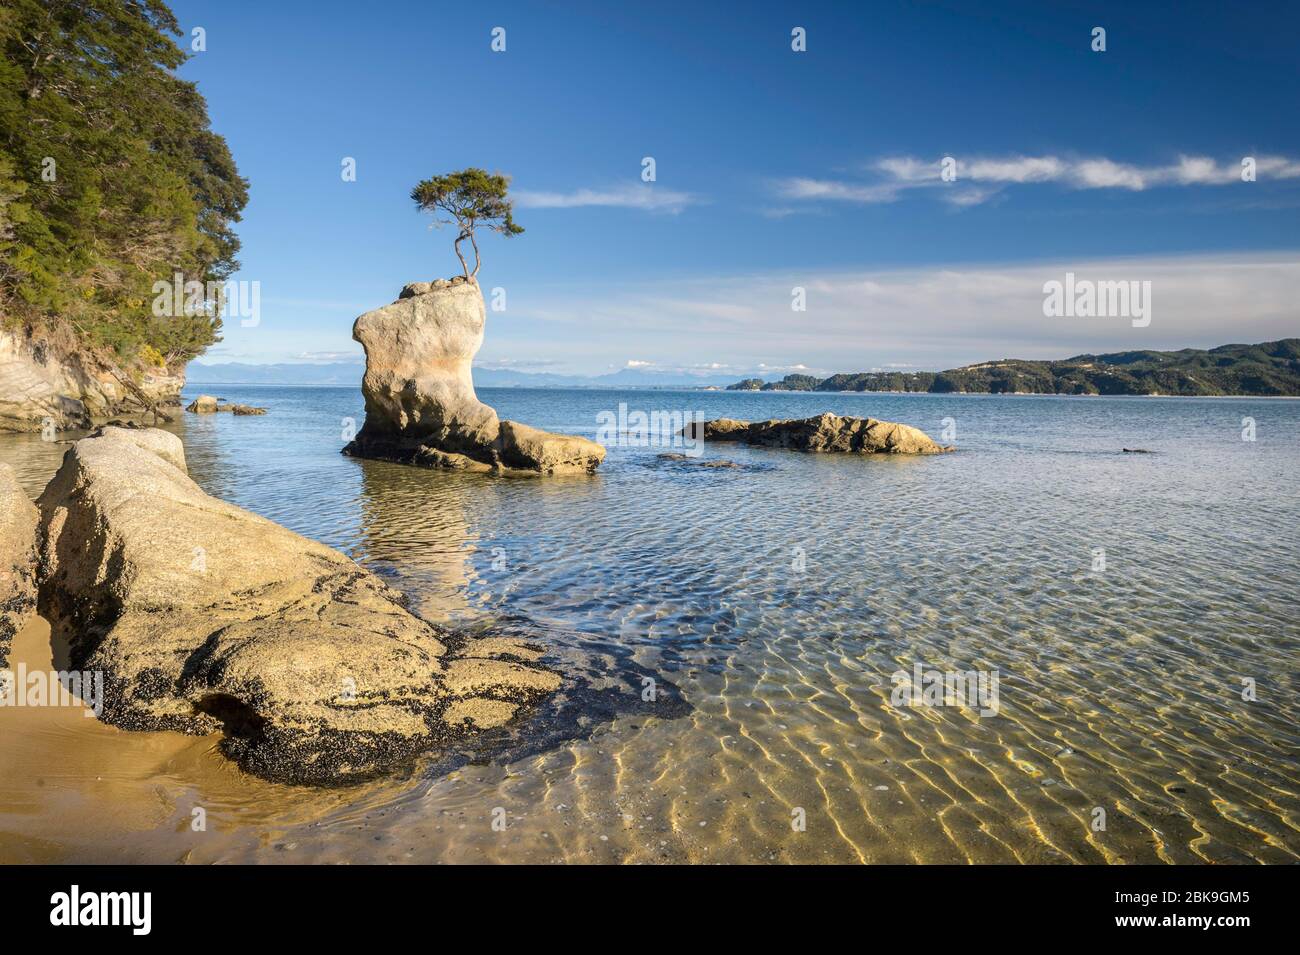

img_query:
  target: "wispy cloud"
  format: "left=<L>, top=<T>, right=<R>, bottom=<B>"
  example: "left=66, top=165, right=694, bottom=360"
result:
left=296, top=350, right=360, bottom=362
left=479, top=254, right=1300, bottom=375
left=514, top=183, right=698, bottom=213
left=474, top=357, right=564, bottom=370
left=775, top=177, right=904, bottom=204
left=601, top=358, right=829, bottom=378
left=773, top=154, right=1300, bottom=208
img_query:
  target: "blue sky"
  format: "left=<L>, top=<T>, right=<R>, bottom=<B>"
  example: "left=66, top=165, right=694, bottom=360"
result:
left=173, top=0, right=1300, bottom=377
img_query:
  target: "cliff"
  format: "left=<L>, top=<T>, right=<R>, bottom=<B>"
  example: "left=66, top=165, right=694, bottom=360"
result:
left=0, top=327, right=184, bottom=432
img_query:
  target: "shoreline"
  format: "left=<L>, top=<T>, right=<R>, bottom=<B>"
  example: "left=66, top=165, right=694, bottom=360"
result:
left=180, top=382, right=1300, bottom=399
left=724, top=389, right=1300, bottom=399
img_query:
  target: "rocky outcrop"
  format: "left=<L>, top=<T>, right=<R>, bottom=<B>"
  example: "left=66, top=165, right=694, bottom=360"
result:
left=35, top=426, right=562, bottom=784
left=685, top=412, right=954, bottom=454
left=344, top=280, right=604, bottom=474
left=0, top=328, right=184, bottom=432
left=0, top=463, right=39, bottom=668
left=186, top=395, right=267, bottom=415
left=496, top=420, right=605, bottom=473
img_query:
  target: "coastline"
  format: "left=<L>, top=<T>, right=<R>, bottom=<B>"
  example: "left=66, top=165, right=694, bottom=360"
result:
left=187, top=381, right=1300, bottom=399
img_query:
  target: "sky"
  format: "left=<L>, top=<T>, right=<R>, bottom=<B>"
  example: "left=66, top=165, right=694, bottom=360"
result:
left=171, top=0, right=1300, bottom=378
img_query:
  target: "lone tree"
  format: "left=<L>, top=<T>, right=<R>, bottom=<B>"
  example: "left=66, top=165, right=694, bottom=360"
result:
left=411, top=168, right=523, bottom=280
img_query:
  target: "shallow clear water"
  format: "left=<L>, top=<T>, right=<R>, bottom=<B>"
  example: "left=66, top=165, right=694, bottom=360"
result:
left=1, top=386, right=1297, bottom=863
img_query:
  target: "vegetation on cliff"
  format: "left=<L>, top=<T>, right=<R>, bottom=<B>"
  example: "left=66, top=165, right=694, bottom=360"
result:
left=0, top=0, right=247, bottom=371
left=729, top=340, right=1300, bottom=397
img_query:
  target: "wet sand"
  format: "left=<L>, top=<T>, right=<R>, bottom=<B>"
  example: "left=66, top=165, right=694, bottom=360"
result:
left=0, top=617, right=428, bottom=863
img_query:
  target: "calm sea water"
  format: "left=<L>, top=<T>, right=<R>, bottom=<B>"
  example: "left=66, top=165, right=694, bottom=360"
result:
left=1, top=386, right=1297, bottom=863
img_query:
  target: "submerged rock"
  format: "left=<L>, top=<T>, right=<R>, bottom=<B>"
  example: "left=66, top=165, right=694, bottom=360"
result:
left=227, top=403, right=267, bottom=416
left=656, top=453, right=740, bottom=469
left=0, top=463, right=39, bottom=668
left=344, top=280, right=604, bottom=474
left=35, top=426, right=561, bottom=784
left=684, top=412, right=954, bottom=454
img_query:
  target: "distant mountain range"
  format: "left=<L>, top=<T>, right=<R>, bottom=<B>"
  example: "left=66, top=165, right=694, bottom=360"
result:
left=186, top=361, right=737, bottom=389
left=728, top=340, right=1300, bottom=397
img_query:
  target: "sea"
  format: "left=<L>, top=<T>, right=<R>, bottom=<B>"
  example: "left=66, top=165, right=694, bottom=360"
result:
left=1, top=385, right=1296, bottom=863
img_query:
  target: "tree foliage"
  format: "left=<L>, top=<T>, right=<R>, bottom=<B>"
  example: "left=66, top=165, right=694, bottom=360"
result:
left=411, top=168, right=522, bottom=279
left=0, top=0, right=248, bottom=369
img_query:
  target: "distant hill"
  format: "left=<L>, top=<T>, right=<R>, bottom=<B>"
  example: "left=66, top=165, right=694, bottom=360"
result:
left=187, top=361, right=736, bottom=389
left=728, top=339, right=1300, bottom=397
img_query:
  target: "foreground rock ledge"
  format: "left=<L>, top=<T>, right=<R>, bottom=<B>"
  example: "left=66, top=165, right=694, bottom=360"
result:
left=0, top=463, right=39, bottom=668
left=343, top=280, right=605, bottom=474
left=36, top=427, right=561, bottom=784
left=684, top=413, right=955, bottom=454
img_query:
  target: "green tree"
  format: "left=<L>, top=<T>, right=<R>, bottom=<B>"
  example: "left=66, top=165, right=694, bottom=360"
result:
left=411, top=168, right=523, bottom=280
left=0, top=0, right=247, bottom=370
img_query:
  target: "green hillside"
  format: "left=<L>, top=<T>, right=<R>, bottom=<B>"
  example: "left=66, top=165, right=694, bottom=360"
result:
left=729, top=339, right=1300, bottom=397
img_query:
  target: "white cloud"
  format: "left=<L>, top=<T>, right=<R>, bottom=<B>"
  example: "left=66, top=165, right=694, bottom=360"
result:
left=942, top=186, right=1001, bottom=207
left=1257, top=156, right=1300, bottom=178
left=296, top=350, right=360, bottom=362
left=775, top=154, right=1300, bottom=207
left=1071, top=158, right=1149, bottom=190
left=481, top=254, right=1300, bottom=376
left=514, top=184, right=697, bottom=213
left=1172, top=156, right=1234, bottom=185
left=873, top=158, right=936, bottom=183
left=474, top=358, right=563, bottom=370
left=963, top=156, right=1067, bottom=183
left=774, top=177, right=904, bottom=203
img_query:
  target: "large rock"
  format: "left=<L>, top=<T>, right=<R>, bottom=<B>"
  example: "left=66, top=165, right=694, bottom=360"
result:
left=349, top=281, right=500, bottom=455
left=35, top=426, right=562, bottom=784
left=0, top=328, right=184, bottom=432
left=0, top=463, right=39, bottom=668
left=344, top=281, right=604, bottom=474
left=497, top=420, right=608, bottom=473
left=686, top=412, right=954, bottom=454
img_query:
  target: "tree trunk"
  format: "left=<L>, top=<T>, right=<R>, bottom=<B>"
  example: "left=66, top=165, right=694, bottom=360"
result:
left=453, top=232, right=471, bottom=279
left=469, top=231, right=481, bottom=278
left=105, top=366, right=173, bottom=423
